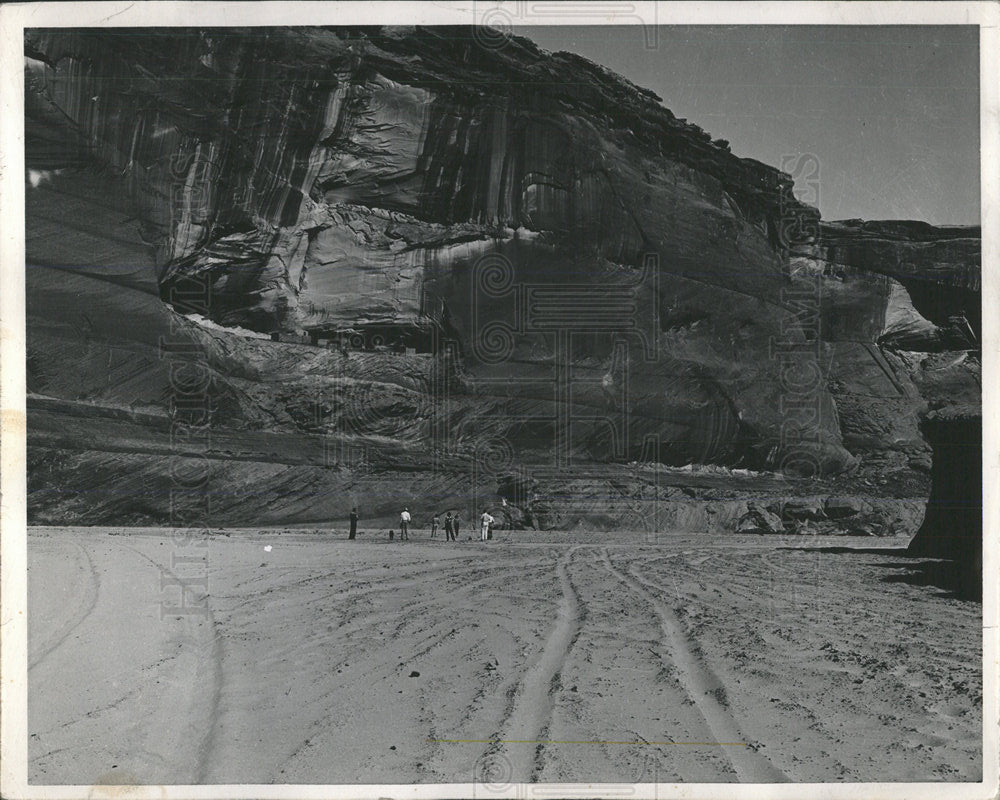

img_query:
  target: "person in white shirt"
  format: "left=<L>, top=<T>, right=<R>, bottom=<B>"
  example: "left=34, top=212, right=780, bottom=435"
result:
left=400, top=507, right=411, bottom=541
left=480, top=510, right=494, bottom=542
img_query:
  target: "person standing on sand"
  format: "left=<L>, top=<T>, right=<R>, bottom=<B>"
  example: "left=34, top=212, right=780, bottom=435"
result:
left=480, top=510, right=495, bottom=542
left=453, top=513, right=461, bottom=540
left=444, top=512, right=454, bottom=541
left=349, top=506, right=358, bottom=540
left=430, top=514, right=440, bottom=538
left=400, top=507, right=411, bottom=541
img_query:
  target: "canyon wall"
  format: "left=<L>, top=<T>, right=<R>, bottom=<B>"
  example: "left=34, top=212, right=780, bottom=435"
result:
left=23, top=27, right=980, bottom=527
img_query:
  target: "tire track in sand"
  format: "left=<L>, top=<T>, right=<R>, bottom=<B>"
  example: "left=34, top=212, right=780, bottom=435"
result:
left=29, top=541, right=100, bottom=670
left=488, top=546, right=583, bottom=782
left=120, top=542, right=223, bottom=784
left=600, top=549, right=787, bottom=783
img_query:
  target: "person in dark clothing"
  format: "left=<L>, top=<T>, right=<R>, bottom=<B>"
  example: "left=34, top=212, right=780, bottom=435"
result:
left=349, top=507, right=358, bottom=540
left=444, top=512, right=455, bottom=541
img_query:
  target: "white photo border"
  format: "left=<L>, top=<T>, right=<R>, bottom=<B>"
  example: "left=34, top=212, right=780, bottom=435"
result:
left=1, top=2, right=997, bottom=798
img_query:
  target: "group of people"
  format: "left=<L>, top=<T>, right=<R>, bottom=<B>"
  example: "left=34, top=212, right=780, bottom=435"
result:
left=427, top=511, right=461, bottom=541
left=401, top=507, right=497, bottom=542
left=349, top=506, right=498, bottom=542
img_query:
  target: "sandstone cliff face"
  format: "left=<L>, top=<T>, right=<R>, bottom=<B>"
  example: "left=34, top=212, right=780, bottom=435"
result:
left=23, top=27, right=981, bottom=526
left=786, top=220, right=980, bottom=477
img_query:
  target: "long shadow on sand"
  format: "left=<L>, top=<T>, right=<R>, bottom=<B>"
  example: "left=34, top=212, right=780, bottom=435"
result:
left=777, top=546, right=979, bottom=602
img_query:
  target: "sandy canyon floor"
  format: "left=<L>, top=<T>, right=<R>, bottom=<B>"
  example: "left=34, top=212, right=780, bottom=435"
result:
left=27, top=526, right=982, bottom=786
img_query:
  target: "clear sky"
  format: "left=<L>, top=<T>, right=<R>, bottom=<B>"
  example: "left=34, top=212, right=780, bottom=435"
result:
left=513, top=26, right=980, bottom=225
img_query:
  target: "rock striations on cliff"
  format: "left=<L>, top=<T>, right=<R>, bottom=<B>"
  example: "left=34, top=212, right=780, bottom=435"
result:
left=23, top=26, right=981, bottom=530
